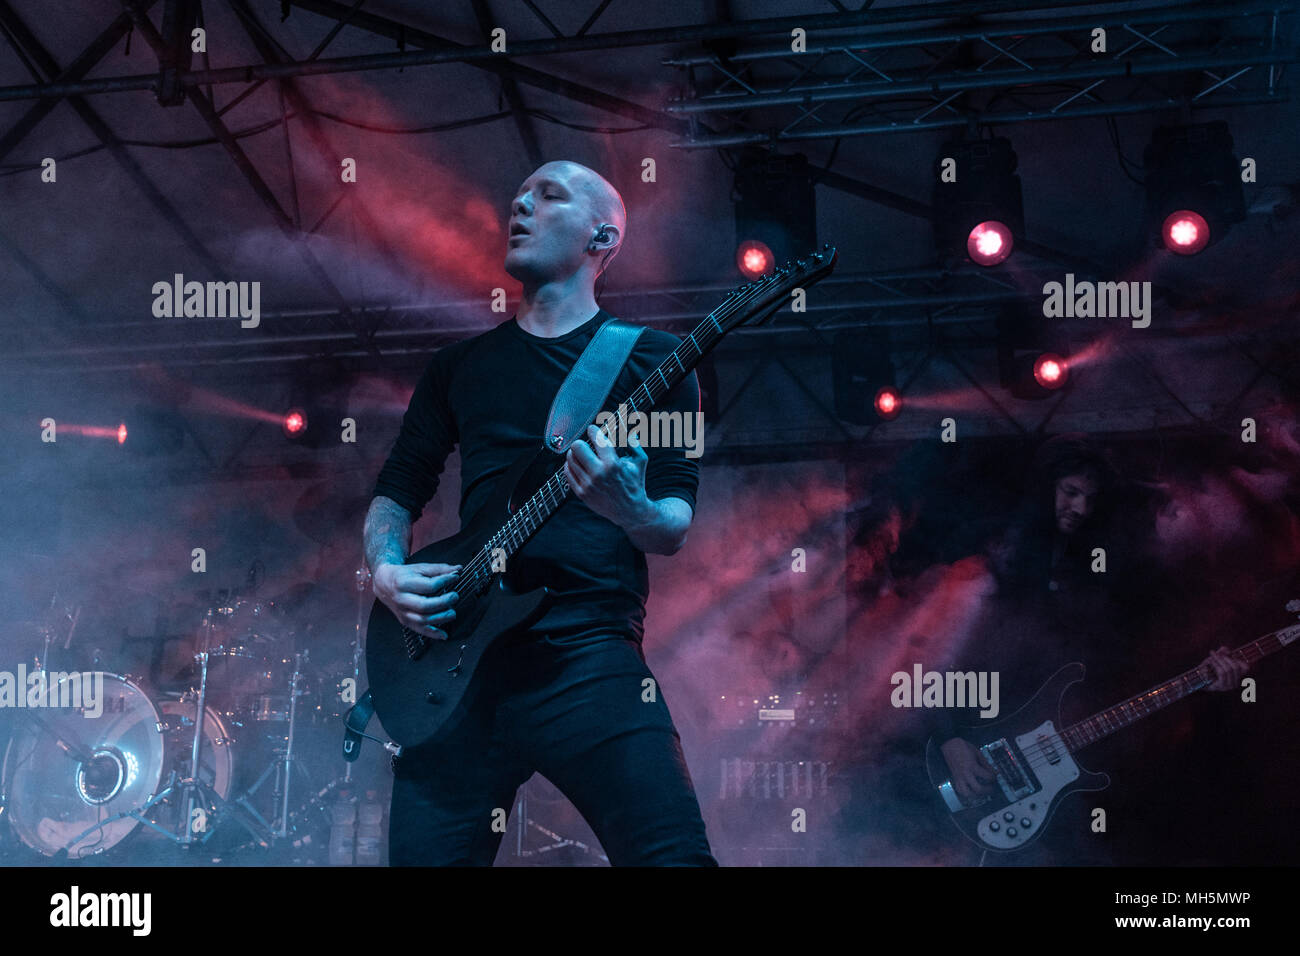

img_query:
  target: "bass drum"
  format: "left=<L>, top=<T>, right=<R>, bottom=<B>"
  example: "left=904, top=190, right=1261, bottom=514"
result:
left=1, top=674, right=236, bottom=859
left=1, top=673, right=164, bottom=859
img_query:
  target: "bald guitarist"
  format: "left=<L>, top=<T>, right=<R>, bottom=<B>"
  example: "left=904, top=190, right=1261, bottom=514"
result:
left=363, top=161, right=716, bottom=867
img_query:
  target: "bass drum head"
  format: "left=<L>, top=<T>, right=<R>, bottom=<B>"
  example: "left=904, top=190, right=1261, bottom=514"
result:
left=1, top=673, right=165, bottom=859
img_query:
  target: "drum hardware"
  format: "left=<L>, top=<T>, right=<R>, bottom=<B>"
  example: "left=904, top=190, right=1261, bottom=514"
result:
left=344, top=565, right=370, bottom=784
left=139, top=645, right=271, bottom=849
left=25, top=587, right=84, bottom=675
left=509, top=778, right=607, bottom=865
left=131, top=608, right=271, bottom=848
left=1, top=574, right=377, bottom=861
left=232, top=651, right=313, bottom=839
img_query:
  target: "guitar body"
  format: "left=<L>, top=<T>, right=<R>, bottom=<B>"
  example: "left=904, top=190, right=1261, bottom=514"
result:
left=925, top=663, right=1110, bottom=853
left=365, top=448, right=556, bottom=750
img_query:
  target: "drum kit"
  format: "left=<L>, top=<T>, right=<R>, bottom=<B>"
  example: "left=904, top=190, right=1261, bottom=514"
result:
left=0, top=568, right=373, bottom=862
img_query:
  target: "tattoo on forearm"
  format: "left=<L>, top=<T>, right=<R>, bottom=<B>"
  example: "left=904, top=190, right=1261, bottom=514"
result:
left=364, top=496, right=413, bottom=572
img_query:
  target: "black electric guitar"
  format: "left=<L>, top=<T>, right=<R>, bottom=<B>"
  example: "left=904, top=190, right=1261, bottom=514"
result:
left=365, top=245, right=838, bottom=750
left=926, top=614, right=1300, bottom=853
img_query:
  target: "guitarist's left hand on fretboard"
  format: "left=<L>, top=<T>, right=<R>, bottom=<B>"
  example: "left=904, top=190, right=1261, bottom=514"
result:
left=1201, top=645, right=1249, bottom=691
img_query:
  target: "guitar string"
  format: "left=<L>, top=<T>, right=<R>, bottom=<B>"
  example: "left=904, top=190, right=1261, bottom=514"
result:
left=453, top=275, right=766, bottom=588
left=1012, top=662, right=1239, bottom=771
left=403, top=262, right=800, bottom=636
left=979, top=640, right=1278, bottom=776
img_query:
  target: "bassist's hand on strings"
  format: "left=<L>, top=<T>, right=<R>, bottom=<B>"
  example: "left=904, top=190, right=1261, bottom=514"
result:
left=373, top=562, right=462, bottom=641
left=941, top=737, right=996, bottom=805
left=1202, top=645, right=1248, bottom=691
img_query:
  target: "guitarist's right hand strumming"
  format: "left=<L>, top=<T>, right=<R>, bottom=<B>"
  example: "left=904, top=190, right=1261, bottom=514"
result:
left=365, top=493, right=463, bottom=643
left=372, top=563, right=461, bottom=642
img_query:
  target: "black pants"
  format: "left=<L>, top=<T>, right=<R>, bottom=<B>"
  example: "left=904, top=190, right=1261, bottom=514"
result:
left=388, top=632, right=716, bottom=866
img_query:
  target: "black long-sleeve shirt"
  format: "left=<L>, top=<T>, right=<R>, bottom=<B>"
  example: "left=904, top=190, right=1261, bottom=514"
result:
left=373, top=308, right=701, bottom=644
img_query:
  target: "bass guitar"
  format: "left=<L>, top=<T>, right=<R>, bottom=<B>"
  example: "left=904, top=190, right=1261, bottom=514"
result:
left=926, top=612, right=1300, bottom=852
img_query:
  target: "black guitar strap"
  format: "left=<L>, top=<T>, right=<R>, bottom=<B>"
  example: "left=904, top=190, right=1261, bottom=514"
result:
left=542, top=317, right=645, bottom=455
left=341, top=689, right=376, bottom=762
left=343, top=315, right=645, bottom=762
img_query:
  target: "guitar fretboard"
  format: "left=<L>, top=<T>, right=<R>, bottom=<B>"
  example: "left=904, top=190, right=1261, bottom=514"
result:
left=456, top=252, right=834, bottom=597
left=1060, top=623, right=1300, bottom=752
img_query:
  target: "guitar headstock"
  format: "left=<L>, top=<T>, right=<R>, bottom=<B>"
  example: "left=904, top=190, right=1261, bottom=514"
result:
left=714, top=243, right=839, bottom=333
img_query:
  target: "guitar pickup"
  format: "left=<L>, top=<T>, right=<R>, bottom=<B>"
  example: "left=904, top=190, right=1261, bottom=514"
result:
left=980, top=738, right=1037, bottom=802
left=401, top=628, right=429, bottom=661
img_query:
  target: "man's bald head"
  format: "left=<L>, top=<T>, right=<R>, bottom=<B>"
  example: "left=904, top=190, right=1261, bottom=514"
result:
left=535, top=161, right=625, bottom=271
left=540, top=161, right=625, bottom=230
left=505, top=161, right=628, bottom=288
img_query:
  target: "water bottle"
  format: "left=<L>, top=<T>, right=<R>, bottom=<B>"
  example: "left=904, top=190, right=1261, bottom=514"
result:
left=329, top=790, right=356, bottom=866
left=355, top=791, right=384, bottom=866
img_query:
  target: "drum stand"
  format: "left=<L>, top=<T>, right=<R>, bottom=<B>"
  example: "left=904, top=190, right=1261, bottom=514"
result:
left=241, top=566, right=372, bottom=859
left=509, top=781, right=608, bottom=865
left=227, top=566, right=375, bottom=859
left=344, top=565, right=369, bottom=783
left=234, top=651, right=314, bottom=839
left=143, top=650, right=270, bottom=848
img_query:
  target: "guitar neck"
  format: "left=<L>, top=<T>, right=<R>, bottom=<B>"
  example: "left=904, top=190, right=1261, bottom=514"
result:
left=482, top=297, right=745, bottom=568
left=1060, top=622, right=1300, bottom=752
left=459, top=244, right=837, bottom=582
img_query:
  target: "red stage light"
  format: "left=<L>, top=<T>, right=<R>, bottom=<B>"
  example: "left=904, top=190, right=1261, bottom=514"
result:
left=736, top=239, right=774, bottom=279
left=966, top=221, right=1013, bottom=266
left=1033, top=353, right=1068, bottom=389
left=283, top=409, right=307, bottom=436
left=1161, top=209, right=1210, bottom=255
left=874, top=386, right=901, bottom=420
left=117, top=423, right=128, bottom=445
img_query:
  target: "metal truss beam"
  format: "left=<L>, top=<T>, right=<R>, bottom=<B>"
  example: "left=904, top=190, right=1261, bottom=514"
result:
left=282, top=0, right=691, bottom=136
left=669, top=0, right=1296, bottom=147
left=470, top=0, right=543, bottom=167
left=0, top=0, right=227, bottom=278
left=675, top=92, right=1291, bottom=148
left=671, top=51, right=1292, bottom=116
left=0, top=2, right=152, bottom=159
left=224, top=0, right=415, bottom=292
left=665, top=0, right=1289, bottom=69
left=119, top=0, right=353, bottom=314
left=0, top=0, right=1149, bottom=102
left=0, top=262, right=1255, bottom=371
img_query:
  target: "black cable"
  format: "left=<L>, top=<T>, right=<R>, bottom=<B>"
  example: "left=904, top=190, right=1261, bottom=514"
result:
left=522, top=108, right=650, bottom=134
left=306, top=107, right=515, bottom=134
left=0, top=103, right=650, bottom=178
left=1106, top=115, right=1146, bottom=186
